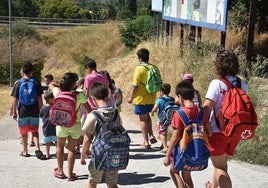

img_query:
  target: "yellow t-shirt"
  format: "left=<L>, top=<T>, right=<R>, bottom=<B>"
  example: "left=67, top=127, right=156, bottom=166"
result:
left=132, top=63, right=157, bottom=105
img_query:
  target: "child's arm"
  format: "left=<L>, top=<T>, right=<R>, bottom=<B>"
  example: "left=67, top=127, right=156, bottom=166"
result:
left=80, top=132, right=93, bottom=165
left=150, top=103, right=159, bottom=116
left=164, top=128, right=181, bottom=166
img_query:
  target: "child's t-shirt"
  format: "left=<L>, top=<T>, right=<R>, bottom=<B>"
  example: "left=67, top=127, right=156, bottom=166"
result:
left=171, top=106, right=200, bottom=137
left=84, top=73, right=109, bottom=110
left=40, top=105, right=56, bottom=137
left=82, top=107, right=121, bottom=136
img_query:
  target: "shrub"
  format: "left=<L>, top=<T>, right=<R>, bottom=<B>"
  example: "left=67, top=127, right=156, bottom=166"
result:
left=118, top=15, right=153, bottom=48
left=1, top=20, right=41, bottom=40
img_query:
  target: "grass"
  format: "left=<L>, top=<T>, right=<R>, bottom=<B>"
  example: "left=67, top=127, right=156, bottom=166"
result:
left=0, top=84, right=13, bottom=119
left=0, top=22, right=268, bottom=166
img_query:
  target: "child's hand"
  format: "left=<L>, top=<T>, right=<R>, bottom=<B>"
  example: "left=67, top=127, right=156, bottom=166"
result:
left=80, top=156, right=87, bottom=165
left=164, top=156, right=171, bottom=166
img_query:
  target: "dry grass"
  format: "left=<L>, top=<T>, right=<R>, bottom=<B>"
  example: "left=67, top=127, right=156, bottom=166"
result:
left=0, top=84, right=13, bottom=119
left=1, top=23, right=268, bottom=121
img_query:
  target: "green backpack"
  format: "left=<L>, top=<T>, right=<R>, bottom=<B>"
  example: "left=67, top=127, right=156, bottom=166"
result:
left=140, top=63, right=162, bottom=93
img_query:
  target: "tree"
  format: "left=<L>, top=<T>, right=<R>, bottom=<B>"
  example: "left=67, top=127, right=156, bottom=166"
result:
left=39, top=0, right=80, bottom=18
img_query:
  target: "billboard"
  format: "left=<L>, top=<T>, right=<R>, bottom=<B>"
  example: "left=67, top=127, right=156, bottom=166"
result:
left=152, top=0, right=163, bottom=12
left=163, top=0, right=228, bottom=31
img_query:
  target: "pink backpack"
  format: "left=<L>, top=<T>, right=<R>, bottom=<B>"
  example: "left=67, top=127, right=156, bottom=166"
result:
left=49, top=91, right=77, bottom=127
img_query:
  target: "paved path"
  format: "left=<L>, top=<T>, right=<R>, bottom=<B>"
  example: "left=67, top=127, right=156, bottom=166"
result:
left=0, top=113, right=268, bottom=188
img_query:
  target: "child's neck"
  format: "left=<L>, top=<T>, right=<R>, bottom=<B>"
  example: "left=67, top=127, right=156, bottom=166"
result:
left=182, top=100, right=195, bottom=108
left=97, top=101, right=109, bottom=108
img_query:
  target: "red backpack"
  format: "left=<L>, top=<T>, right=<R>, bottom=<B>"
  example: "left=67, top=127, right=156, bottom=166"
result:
left=49, top=91, right=77, bottom=127
left=216, top=77, right=258, bottom=140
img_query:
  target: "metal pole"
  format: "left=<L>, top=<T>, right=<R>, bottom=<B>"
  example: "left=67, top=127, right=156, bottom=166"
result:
left=9, top=0, right=13, bottom=87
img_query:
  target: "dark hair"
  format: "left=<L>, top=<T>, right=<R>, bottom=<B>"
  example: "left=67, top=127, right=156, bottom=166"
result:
left=22, top=62, right=34, bottom=75
left=89, top=82, right=109, bottom=100
left=84, top=58, right=97, bottom=69
left=60, top=72, right=78, bottom=91
left=161, top=83, right=171, bottom=95
left=214, top=50, right=239, bottom=76
left=175, top=81, right=195, bottom=100
left=99, top=70, right=114, bottom=93
left=43, top=91, right=54, bottom=102
left=137, top=48, right=150, bottom=62
left=44, top=74, right=54, bottom=81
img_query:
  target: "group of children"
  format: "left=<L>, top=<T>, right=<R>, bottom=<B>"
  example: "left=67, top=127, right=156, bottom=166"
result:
left=12, top=49, right=243, bottom=188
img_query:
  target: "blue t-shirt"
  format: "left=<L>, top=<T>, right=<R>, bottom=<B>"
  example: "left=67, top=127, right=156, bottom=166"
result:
left=155, top=95, right=175, bottom=121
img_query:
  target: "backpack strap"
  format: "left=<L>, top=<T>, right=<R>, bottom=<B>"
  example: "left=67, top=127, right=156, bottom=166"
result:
left=177, top=107, right=204, bottom=127
left=218, top=76, right=241, bottom=89
left=92, top=109, right=119, bottom=134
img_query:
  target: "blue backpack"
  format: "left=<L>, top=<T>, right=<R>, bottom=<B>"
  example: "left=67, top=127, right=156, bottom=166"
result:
left=19, top=78, right=38, bottom=105
left=174, top=107, right=210, bottom=171
left=91, top=110, right=131, bottom=171
left=158, top=97, right=179, bottom=127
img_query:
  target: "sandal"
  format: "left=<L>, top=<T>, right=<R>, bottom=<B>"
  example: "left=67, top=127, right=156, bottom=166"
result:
left=150, top=136, right=157, bottom=144
left=54, top=168, right=67, bottom=179
left=141, top=143, right=151, bottom=149
left=20, top=152, right=31, bottom=157
left=35, top=150, right=45, bottom=159
left=68, top=173, right=78, bottom=181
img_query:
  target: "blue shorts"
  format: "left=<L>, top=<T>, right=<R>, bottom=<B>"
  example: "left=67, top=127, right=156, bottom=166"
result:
left=43, top=136, right=57, bottom=144
left=134, top=104, right=154, bottom=115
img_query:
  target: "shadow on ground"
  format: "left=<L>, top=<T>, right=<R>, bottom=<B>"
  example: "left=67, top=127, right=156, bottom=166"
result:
left=118, top=172, right=170, bottom=185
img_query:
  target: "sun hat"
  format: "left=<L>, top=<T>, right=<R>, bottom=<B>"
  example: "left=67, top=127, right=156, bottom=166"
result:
left=183, top=73, right=193, bottom=80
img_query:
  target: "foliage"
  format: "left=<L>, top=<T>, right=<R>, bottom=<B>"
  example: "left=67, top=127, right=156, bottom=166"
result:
left=12, top=0, right=40, bottom=17
left=116, top=8, right=135, bottom=20
left=118, top=15, right=153, bottom=48
left=39, top=0, right=80, bottom=18
left=228, top=1, right=249, bottom=32
left=234, top=115, right=268, bottom=166
left=1, top=20, right=41, bottom=40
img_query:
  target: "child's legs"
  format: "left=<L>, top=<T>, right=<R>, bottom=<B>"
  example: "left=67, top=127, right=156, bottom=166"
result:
left=158, top=124, right=168, bottom=149
left=105, top=171, right=118, bottom=188
left=182, top=171, right=193, bottom=188
left=31, top=132, right=40, bottom=151
left=56, top=137, right=66, bottom=174
left=28, top=117, right=40, bottom=150
left=210, top=154, right=231, bottom=188
left=45, top=143, right=51, bottom=157
left=139, top=114, right=149, bottom=145
left=21, top=133, right=28, bottom=154
left=67, top=136, right=77, bottom=177
left=88, top=183, right=97, bottom=188
left=170, top=167, right=185, bottom=188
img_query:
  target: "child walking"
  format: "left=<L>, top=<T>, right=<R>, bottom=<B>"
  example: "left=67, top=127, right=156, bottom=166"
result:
left=49, top=72, right=91, bottom=181
left=81, top=82, right=121, bottom=188
left=39, top=91, right=57, bottom=159
left=151, top=83, right=175, bottom=153
left=164, top=81, right=211, bottom=188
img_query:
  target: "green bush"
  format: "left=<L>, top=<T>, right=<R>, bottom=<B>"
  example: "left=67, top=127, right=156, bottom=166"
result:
left=1, top=20, right=41, bottom=40
left=118, top=15, right=153, bottom=48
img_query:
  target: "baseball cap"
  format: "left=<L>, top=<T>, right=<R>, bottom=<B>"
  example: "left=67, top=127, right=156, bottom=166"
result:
left=183, top=73, right=193, bottom=80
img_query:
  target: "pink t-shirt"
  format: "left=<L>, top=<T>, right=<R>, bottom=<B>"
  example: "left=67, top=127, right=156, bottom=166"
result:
left=84, top=73, right=109, bottom=110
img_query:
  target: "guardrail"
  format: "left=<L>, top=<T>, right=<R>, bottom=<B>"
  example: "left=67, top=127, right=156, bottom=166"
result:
left=0, top=16, right=107, bottom=26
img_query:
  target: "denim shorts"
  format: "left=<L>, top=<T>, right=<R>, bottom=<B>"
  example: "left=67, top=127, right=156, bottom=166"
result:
left=134, top=104, right=154, bottom=115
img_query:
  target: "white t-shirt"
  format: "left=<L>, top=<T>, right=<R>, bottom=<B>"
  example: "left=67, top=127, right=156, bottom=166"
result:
left=205, top=76, right=248, bottom=133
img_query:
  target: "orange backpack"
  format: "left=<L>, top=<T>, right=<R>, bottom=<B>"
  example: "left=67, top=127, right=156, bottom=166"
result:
left=216, top=77, right=258, bottom=140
